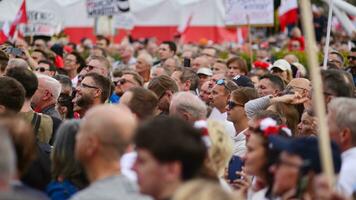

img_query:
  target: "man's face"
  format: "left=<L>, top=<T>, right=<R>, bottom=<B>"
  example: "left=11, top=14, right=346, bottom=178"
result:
left=297, top=112, right=317, bottom=137
left=74, top=77, right=98, bottom=112
left=209, top=85, right=228, bottom=111
left=257, top=78, right=276, bottom=97
left=197, top=74, right=210, bottom=88
left=85, top=59, right=108, bottom=77
left=243, top=134, right=266, bottom=177
left=31, top=51, right=45, bottom=63
left=226, top=98, right=245, bottom=123
left=96, top=39, right=108, bottom=49
left=348, top=51, right=356, bottom=68
left=133, top=149, right=167, bottom=197
left=227, top=61, right=243, bottom=78
left=36, top=63, right=54, bottom=77
left=64, top=54, right=78, bottom=72
left=192, top=57, right=209, bottom=71
left=158, top=44, right=173, bottom=60
left=32, top=79, right=47, bottom=108
left=199, top=82, right=211, bottom=105
left=211, top=62, right=227, bottom=75
left=271, top=152, right=303, bottom=196
left=201, top=48, right=216, bottom=65
left=116, top=74, right=140, bottom=94
left=171, top=71, right=184, bottom=91
left=163, top=58, right=176, bottom=73
left=328, top=53, right=343, bottom=69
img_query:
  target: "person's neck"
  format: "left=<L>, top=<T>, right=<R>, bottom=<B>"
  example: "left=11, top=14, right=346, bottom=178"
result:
left=139, top=70, right=150, bottom=83
left=35, top=100, right=56, bottom=112
left=68, top=70, right=77, bottom=80
left=156, top=180, right=181, bottom=200
left=85, top=158, right=121, bottom=183
left=216, top=106, right=226, bottom=114
left=20, top=99, right=33, bottom=112
left=234, top=117, right=248, bottom=134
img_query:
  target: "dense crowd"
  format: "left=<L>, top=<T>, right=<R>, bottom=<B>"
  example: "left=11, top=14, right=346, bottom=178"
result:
left=0, top=25, right=355, bottom=200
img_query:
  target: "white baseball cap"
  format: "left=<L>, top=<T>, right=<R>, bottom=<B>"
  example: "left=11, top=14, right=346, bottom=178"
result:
left=197, top=67, right=213, bottom=76
left=271, top=59, right=292, bottom=72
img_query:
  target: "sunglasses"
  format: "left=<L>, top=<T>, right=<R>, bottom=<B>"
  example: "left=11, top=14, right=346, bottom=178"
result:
left=227, top=101, right=244, bottom=110
left=85, top=65, right=98, bottom=71
left=35, top=67, right=49, bottom=72
left=79, top=82, right=99, bottom=90
left=216, top=79, right=237, bottom=92
left=113, top=79, right=127, bottom=86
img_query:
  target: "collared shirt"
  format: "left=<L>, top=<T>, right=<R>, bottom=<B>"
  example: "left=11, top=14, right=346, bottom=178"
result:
left=233, top=128, right=247, bottom=157
left=337, top=147, right=356, bottom=197
left=208, top=107, right=236, bottom=140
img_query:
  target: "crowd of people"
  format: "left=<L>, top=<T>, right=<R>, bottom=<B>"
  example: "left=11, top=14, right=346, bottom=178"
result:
left=0, top=23, right=355, bottom=200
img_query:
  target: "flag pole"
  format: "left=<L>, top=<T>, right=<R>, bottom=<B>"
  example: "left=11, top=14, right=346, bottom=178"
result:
left=300, top=0, right=335, bottom=185
left=322, top=0, right=334, bottom=70
left=247, top=14, right=253, bottom=69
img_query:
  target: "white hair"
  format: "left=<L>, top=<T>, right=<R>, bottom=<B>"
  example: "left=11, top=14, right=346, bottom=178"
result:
left=328, top=97, right=356, bottom=144
left=138, top=53, right=153, bottom=66
left=171, top=91, right=207, bottom=120
left=7, top=58, right=29, bottom=69
left=37, top=74, right=62, bottom=100
left=0, top=128, right=16, bottom=185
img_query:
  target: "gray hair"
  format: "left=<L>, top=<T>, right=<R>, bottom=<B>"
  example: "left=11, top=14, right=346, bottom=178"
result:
left=0, top=127, right=16, bottom=185
left=171, top=91, right=207, bottom=120
left=37, top=74, right=62, bottom=100
left=7, top=58, right=29, bottom=70
left=328, top=97, right=356, bottom=144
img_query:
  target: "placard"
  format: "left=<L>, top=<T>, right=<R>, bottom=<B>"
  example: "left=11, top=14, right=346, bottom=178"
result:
left=86, top=0, right=130, bottom=17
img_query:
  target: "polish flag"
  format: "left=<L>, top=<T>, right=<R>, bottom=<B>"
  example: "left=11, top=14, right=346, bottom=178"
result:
left=177, top=13, right=194, bottom=35
left=278, top=0, right=298, bottom=31
left=0, top=0, right=28, bottom=43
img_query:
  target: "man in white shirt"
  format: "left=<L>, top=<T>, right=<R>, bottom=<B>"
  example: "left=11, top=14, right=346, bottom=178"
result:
left=327, top=97, right=356, bottom=197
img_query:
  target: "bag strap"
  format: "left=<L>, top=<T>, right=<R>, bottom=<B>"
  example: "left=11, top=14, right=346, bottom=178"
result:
left=31, top=112, right=42, bottom=137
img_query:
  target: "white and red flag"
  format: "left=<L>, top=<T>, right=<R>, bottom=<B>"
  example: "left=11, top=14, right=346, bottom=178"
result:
left=278, top=0, right=298, bottom=31
left=0, top=0, right=28, bottom=43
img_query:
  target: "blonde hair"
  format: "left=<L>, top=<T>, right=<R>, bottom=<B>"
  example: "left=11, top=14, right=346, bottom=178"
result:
left=172, top=179, right=233, bottom=200
left=206, top=120, right=233, bottom=177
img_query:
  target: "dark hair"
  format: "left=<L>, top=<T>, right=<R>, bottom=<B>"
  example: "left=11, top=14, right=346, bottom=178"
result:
left=259, top=74, right=285, bottom=92
left=53, top=74, right=72, bottom=89
left=69, top=51, right=86, bottom=73
left=272, top=102, right=300, bottom=135
left=148, top=75, right=179, bottom=98
left=0, top=77, right=25, bottom=113
left=135, top=116, right=206, bottom=180
left=162, top=41, right=177, bottom=54
left=32, top=49, right=48, bottom=60
left=122, top=70, right=144, bottom=86
left=321, top=69, right=354, bottom=97
left=92, top=46, right=107, bottom=57
left=84, top=73, right=112, bottom=103
left=176, top=68, right=199, bottom=91
left=5, top=67, right=38, bottom=98
left=0, top=49, right=9, bottom=73
left=351, top=47, right=356, bottom=52
left=126, top=87, right=158, bottom=120
left=96, top=35, right=110, bottom=46
left=51, top=120, right=88, bottom=189
left=254, top=110, right=283, bottom=125
left=38, top=60, right=56, bottom=72
left=231, top=88, right=259, bottom=105
left=226, top=57, right=248, bottom=75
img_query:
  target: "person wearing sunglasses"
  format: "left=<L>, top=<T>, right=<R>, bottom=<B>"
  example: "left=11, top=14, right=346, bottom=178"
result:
left=113, top=71, right=143, bottom=98
left=36, top=60, right=56, bottom=77
left=73, top=73, right=111, bottom=117
left=63, top=52, right=86, bottom=88
left=345, top=47, right=356, bottom=85
left=84, top=55, right=111, bottom=78
left=226, top=88, right=259, bottom=157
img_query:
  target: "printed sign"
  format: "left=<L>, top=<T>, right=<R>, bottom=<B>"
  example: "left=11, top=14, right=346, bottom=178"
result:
left=86, top=0, right=130, bottom=17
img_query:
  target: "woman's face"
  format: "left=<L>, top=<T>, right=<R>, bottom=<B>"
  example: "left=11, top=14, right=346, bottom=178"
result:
left=226, top=97, right=245, bottom=123
left=227, top=61, right=243, bottom=78
left=243, top=134, right=266, bottom=178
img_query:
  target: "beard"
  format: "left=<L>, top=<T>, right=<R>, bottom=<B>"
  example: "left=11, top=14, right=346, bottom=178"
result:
left=74, top=93, right=94, bottom=112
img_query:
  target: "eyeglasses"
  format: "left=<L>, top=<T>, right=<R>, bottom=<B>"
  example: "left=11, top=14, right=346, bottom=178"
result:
left=65, top=58, right=76, bottom=63
left=348, top=56, right=356, bottom=61
left=216, top=79, right=237, bottom=92
left=35, top=67, right=49, bottom=72
left=79, top=82, right=99, bottom=90
left=227, top=101, right=244, bottom=110
left=113, top=78, right=127, bottom=86
left=85, top=65, right=99, bottom=71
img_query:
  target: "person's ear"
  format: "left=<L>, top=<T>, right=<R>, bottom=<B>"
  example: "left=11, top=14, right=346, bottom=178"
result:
left=182, top=111, right=191, bottom=122
left=184, top=80, right=191, bottom=91
left=340, top=128, right=352, bottom=148
left=164, top=161, right=182, bottom=181
left=0, top=105, right=6, bottom=113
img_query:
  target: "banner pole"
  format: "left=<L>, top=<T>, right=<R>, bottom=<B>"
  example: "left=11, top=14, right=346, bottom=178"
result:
left=300, top=0, right=335, bottom=185
left=322, top=0, right=334, bottom=70
left=247, top=15, right=253, bottom=69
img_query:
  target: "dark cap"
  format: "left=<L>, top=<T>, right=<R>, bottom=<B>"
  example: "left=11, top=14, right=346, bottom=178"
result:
left=232, top=75, right=254, bottom=88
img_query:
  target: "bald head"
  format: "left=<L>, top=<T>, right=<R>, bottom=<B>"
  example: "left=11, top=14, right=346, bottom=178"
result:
left=76, top=104, right=137, bottom=162
left=287, top=78, right=311, bottom=91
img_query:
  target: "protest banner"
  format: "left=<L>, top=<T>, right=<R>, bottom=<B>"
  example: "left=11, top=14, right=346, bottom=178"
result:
left=20, top=10, right=62, bottom=36
left=224, top=0, right=274, bottom=26
left=86, top=0, right=130, bottom=18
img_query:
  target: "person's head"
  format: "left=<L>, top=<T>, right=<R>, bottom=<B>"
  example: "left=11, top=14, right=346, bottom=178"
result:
left=0, top=49, right=9, bottom=76
left=159, top=41, right=176, bottom=61
left=327, top=97, right=356, bottom=152
left=211, top=59, right=227, bottom=75
left=226, top=88, right=259, bottom=123
left=192, top=56, right=210, bottom=71
left=84, top=55, right=111, bottom=77
left=135, top=53, right=153, bottom=74
left=290, top=27, right=302, bottom=38
left=348, top=47, right=356, bottom=68
left=120, top=87, right=158, bottom=121
left=201, top=47, right=217, bottom=66
left=171, top=68, right=199, bottom=92
left=95, top=35, right=110, bottom=49
left=267, top=102, right=300, bottom=135
left=256, top=48, right=270, bottom=62
left=283, top=54, right=299, bottom=64
left=297, top=109, right=317, bottom=137
left=169, top=92, right=207, bottom=123
left=321, top=69, right=354, bottom=105
left=5, top=67, right=38, bottom=99
left=285, top=78, right=311, bottom=97
left=163, top=57, right=180, bottom=73
left=151, top=65, right=171, bottom=79
left=75, top=105, right=137, bottom=177
left=0, top=76, right=25, bottom=113
left=289, top=40, right=302, bottom=51
left=36, top=60, right=56, bottom=77
left=245, top=110, right=283, bottom=140
left=172, top=179, right=234, bottom=200
left=197, top=67, right=213, bottom=88
left=118, top=43, right=134, bottom=62
left=270, top=136, right=341, bottom=197
left=32, top=74, right=62, bottom=110
left=226, top=56, right=248, bottom=78
left=328, top=51, right=344, bottom=69
left=53, top=74, right=73, bottom=96
left=6, top=58, right=29, bottom=72
left=133, top=116, right=206, bottom=199
left=209, top=79, right=238, bottom=112
left=33, top=39, right=46, bottom=51
left=257, top=74, right=285, bottom=97
left=31, top=49, right=47, bottom=64
left=114, top=71, right=144, bottom=96
left=90, top=46, right=107, bottom=57
left=52, top=120, right=88, bottom=188
left=199, top=81, right=212, bottom=105
left=148, top=75, right=179, bottom=114
left=0, top=126, right=16, bottom=191
left=271, top=59, right=292, bottom=83
left=208, top=73, right=225, bottom=88
left=74, top=73, right=111, bottom=115
left=0, top=114, right=37, bottom=178
left=64, top=51, right=86, bottom=74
